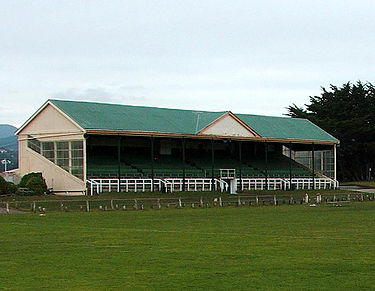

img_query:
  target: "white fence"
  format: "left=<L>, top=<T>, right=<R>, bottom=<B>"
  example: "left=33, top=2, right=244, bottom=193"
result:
left=87, top=178, right=229, bottom=195
left=238, top=177, right=338, bottom=191
left=88, top=177, right=338, bottom=195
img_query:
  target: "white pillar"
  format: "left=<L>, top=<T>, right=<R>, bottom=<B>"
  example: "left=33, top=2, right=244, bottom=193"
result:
left=334, top=144, right=337, bottom=188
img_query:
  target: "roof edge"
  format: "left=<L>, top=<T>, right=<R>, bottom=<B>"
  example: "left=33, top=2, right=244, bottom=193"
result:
left=85, top=129, right=339, bottom=145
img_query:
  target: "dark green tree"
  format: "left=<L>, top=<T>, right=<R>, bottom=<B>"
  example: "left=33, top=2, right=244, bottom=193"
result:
left=287, top=81, right=375, bottom=181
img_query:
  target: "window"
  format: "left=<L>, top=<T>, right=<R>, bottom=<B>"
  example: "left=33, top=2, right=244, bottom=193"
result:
left=42, top=142, right=55, bottom=162
left=27, top=136, right=41, bottom=154
left=56, top=141, right=69, bottom=171
left=27, top=137, right=84, bottom=180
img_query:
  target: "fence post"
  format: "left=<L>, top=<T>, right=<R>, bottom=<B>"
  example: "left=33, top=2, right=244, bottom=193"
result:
left=200, top=197, right=203, bottom=208
left=33, top=201, right=36, bottom=212
left=219, top=197, right=222, bottom=207
left=157, top=199, right=161, bottom=210
left=86, top=200, right=90, bottom=212
left=237, top=196, right=241, bottom=207
left=6, top=202, right=9, bottom=214
left=256, top=196, right=259, bottom=206
left=110, top=200, right=114, bottom=210
left=178, top=198, right=182, bottom=208
left=274, top=195, right=277, bottom=206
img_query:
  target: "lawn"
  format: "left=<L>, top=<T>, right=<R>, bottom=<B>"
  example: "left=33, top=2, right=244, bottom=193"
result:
left=341, top=180, right=375, bottom=188
left=1, top=202, right=375, bottom=289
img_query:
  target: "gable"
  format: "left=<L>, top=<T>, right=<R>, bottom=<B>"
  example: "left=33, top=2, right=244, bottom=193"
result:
left=199, top=113, right=257, bottom=137
left=18, top=103, right=84, bottom=135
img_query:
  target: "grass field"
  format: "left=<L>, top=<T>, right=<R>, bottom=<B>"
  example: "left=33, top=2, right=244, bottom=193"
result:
left=1, top=202, right=375, bottom=289
left=341, top=180, right=375, bottom=188
left=0, top=188, right=360, bottom=202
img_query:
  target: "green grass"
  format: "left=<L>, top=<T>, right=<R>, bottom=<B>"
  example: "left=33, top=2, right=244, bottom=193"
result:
left=0, top=189, right=356, bottom=202
left=341, top=180, right=375, bottom=188
left=1, top=203, right=375, bottom=289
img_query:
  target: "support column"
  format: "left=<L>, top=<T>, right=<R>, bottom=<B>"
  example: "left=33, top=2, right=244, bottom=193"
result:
left=334, top=144, right=337, bottom=188
left=265, top=142, right=268, bottom=190
left=117, top=136, right=121, bottom=180
left=312, top=143, right=315, bottom=190
left=239, top=142, right=242, bottom=190
left=289, top=142, right=292, bottom=190
left=83, top=134, right=88, bottom=188
left=151, top=136, right=154, bottom=192
left=182, top=138, right=186, bottom=191
left=211, top=139, right=215, bottom=192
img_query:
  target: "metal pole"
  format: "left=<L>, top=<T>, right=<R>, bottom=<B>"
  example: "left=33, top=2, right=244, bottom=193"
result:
left=182, top=138, right=186, bottom=191
left=334, top=144, right=337, bottom=188
left=151, top=136, right=154, bottom=192
left=289, top=142, right=292, bottom=190
left=312, top=143, right=315, bottom=190
left=265, top=142, right=268, bottom=190
left=239, top=142, right=242, bottom=190
left=117, top=136, right=121, bottom=180
left=211, top=139, right=215, bottom=192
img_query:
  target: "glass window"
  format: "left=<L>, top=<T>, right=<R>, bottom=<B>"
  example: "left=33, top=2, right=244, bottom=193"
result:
left=42, top=142, right=55, bottom=162
left=27, top=137, right=41, bottom=154
left=27, top=137, right=84, bottom=180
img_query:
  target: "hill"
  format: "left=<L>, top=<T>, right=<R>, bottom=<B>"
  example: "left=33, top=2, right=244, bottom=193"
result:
left=0, top=124, right=17, bottom=138
left=0, top=135, right=18, bottom=151
left=0, top=124, right=18, bottom=171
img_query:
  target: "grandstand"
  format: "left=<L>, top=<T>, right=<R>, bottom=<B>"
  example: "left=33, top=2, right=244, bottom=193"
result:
left=16, top=100, right=339, bottom=195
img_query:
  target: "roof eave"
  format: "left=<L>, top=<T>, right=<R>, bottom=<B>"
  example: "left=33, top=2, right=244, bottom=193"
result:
left=85, top=129, right=339, bottom=145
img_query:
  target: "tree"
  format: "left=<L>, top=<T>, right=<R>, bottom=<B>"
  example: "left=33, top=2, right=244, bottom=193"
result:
left=286, top=81, right=375, bottom=181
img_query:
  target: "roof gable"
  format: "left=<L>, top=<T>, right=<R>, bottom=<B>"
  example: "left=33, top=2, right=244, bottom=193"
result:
left=199, top=112, right=259, bottom=138
left=16, top=101, right=84, bottom=135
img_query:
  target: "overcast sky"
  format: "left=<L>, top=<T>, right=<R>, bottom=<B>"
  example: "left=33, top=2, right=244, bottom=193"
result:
left=1, top=0, right=375, bottom=127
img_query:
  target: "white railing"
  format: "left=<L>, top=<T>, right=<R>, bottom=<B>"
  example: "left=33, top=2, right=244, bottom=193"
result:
left=238, top=177, right=337, bottom=191
left=87, top=178, right=229, bottom=194
left=163, top=178, right=229, bottom=193
left=88, top=177, right=338, bottom=195
left=238, top=178, right=286, bottom=190
left=285, top=178, right=337, bottom=190
left=88, top=178, right=168, bottom=195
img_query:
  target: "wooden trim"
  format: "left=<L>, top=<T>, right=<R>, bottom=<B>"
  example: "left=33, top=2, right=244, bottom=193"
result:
left=18, top=132, right=85, bottom=142
left=197, top=111, right=261, bottom=137
left=85, top=129, right=339, bottom=145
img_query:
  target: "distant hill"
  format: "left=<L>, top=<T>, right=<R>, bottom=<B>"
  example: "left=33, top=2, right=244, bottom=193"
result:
left=0, top=135, right=18, bottom=151
left=0, top=124, right=18, bottom=171
left=0, top=124, right=17, bottom=139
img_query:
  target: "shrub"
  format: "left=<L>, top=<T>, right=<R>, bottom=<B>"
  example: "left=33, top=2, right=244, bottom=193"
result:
left=0, top=176, right=17, bottom=195
left=25, top=176, right=47, bottom=195
left=0, top=176, right=7, bottom=194
left=19, top=172, right=44, bottom=188
left=6, top=182, right=17, bottom=194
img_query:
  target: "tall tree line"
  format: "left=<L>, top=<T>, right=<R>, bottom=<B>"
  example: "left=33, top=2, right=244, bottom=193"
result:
left=287, top=81, right=375, bottom=181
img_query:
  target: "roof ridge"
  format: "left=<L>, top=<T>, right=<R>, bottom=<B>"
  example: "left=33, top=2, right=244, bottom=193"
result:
left=49, top=99, right=228, bottom=115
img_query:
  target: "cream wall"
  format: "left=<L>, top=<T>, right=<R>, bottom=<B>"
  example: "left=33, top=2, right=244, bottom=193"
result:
left=18, top=103, right=86, bottom=194
left=201, top=115, right=255, bottom=137
left=21, top=104, right=82, bottom=135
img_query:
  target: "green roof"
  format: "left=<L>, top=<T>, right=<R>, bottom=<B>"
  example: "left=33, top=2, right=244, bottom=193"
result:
left=50, top=99, right=338, bottom=143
